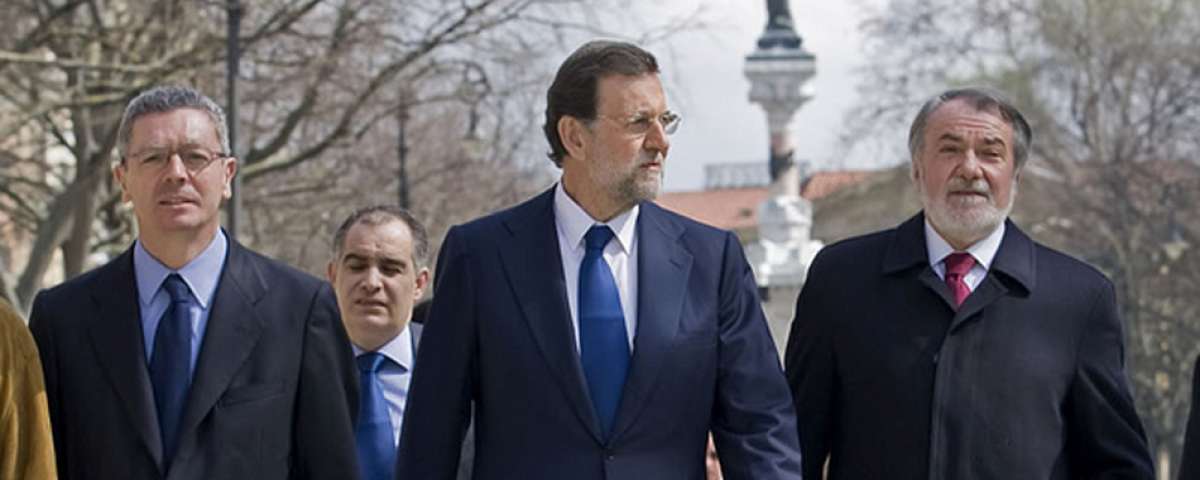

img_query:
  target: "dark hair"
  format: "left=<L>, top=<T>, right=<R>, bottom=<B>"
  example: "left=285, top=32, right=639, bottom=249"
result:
left=908, top=87, right=1033, bottom=169
left=543, top=40, right=659, bottom=167
left=117, top=85, right=230, bottom=160
left=331, top=205, right=429, bottom=269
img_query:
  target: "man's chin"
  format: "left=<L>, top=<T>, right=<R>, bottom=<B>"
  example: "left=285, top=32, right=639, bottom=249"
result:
left=632, top=175, right=662, bottom=201
left=928, top=205, right=1005, bottom=244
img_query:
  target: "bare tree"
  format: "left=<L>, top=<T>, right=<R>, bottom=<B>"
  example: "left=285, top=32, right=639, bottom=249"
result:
left=0, top=0, right=709, bottom=313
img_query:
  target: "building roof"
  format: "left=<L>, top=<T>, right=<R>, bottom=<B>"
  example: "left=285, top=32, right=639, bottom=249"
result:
left=656, top=170, right=874, bottom=231
left=656, top=187, right=768, bottom=232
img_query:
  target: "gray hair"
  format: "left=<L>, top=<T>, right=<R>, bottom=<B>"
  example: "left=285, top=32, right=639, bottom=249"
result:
left=117, top=86, right=230, bottom=159
left=332, top=205, right=430, bottom=270
left=907, top=87, right=1033, bottom=170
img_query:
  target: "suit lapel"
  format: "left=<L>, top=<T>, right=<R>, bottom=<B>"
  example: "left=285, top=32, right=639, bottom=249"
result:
left=87, top=247, right=164, bottom=470
left=497, top=189, right=604, bottom=443
left=176, top=239, right=265, bottom=451
left=409, top=321, right=423, bottom=356
left=610, top=204, right=692, bottom=442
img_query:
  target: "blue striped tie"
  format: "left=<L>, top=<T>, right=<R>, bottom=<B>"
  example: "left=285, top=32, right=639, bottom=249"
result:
left=578, top=225, right=630, bottom=437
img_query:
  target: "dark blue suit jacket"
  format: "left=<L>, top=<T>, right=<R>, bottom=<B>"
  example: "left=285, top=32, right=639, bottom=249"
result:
left=29, top=238, right=360, bottom=479
left=397, top=188, right=801, bottom=480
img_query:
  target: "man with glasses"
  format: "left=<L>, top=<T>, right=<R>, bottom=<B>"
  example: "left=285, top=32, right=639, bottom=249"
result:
left=398, top=40, right=802, bottom=479
left=29, top=86, right=360, bottom=479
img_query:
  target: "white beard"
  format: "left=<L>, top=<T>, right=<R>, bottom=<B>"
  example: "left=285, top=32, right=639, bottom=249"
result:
left=920, top=176, right=1015, bottom=246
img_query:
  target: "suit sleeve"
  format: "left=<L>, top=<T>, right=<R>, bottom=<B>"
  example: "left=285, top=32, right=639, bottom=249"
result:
left=709, top=232, right=803, bottom=480
left=397, top=225, right=477, bottom=480
left=783, top=249, right=836, bottom=480
left=1180, top=355, right=1200, bottom=480
left=291, top=282, right=361, bottom=479
left=27, top=292, right=68, bottom=478
left=1063, top=281, right=1154, bottom=479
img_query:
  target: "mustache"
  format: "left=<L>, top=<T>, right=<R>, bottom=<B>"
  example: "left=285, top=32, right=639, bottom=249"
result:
left=639, top=153, right=665, bottom=166
left=947, top=178, right=990, bottom=195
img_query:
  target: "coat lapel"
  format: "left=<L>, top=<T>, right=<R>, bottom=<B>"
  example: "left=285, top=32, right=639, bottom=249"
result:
left=497, top=189, right=604, bottom=443
left=884, top=213, right=949, bottom=306
left=610, top=203, right=692, bottom=442
left=175, top=239, right=265, bottom=452
left=886, top=214, right=1038, bottom=331
left=949, top=220, right=1036, bottom=332
left=87, top=247, right=164, bottom=471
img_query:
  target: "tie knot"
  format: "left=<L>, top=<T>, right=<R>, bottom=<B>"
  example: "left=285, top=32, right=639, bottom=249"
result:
left=944, top=252, right=976, bottom=277
left=356, top=352, right=388, bottom=373
left=162, top=274, right=191, bottom=304
left=584, top=225, right=615, bottom=252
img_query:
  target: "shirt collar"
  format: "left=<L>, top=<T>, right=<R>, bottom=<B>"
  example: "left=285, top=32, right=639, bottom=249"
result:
left=352, top=324, right=414, bottom=373
left=924, top=218, right=1005, bottom=270
left=133, top=229, right=228, bottom=309
left=553, top=181, right=639, bottom=254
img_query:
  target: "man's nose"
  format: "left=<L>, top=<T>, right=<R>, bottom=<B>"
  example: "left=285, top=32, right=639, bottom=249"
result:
left=643, top=119, right=670, bottom=154
left=956, top=150, right=984, bottom=178
left=360, top=268, right=383, bottom=291
left=163, top=153, right=189, bottom=181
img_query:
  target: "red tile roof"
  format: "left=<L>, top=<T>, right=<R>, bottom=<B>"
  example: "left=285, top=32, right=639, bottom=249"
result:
left=657, top=170, right=874, bottom=230
left=656, top=187, right=768, bottom=231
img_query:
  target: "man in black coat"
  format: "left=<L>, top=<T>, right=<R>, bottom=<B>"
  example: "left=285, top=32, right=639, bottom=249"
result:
left=30, top=86, right=359, bottom=479
left=784, top=87, right=1154, bottom=479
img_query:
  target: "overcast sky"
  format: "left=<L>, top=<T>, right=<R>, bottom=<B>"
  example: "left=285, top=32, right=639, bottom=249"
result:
left=581, top=0, right=887, bottom=192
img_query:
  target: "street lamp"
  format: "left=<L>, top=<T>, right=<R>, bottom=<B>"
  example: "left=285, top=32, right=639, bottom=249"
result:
left=225, top=0, right=242, bottom=240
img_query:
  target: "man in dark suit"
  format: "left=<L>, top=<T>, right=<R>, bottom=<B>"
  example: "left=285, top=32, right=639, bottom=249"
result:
left=784, top=87, right=1154, bottom=479
left=29, top=86, right=359, bottom=479
left=396, top=40, right=802, bottom=480
left=327, top=205, right=471, bottom=480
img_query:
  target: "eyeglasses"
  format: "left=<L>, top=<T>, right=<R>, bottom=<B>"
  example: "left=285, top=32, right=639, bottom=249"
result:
left=595, top=111, right=682, bottom=136
left=126, top=148, right=228, bottom=174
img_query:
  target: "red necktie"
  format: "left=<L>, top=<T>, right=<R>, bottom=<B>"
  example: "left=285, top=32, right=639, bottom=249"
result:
left=944, top=252, right=976, bottom=307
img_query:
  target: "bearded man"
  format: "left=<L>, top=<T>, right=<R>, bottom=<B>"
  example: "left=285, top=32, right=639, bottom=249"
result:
left=783, top=87, right=1154, bottom=480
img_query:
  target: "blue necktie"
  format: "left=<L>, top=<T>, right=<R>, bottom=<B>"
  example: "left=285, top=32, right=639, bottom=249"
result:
left=356, top=352, right=395, bottom=480
left=150, top=273, right=193, bottom=466
left=578, top=225, right=630, bottom=437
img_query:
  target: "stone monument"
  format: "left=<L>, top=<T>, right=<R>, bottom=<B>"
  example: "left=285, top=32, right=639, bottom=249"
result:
left=742, top=0, right=822, bottom=351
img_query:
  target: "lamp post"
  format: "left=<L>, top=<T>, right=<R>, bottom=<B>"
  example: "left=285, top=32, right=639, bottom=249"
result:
left=225, top=0, right=243, bottom=239
left=397, top=90, right=410, bottom=209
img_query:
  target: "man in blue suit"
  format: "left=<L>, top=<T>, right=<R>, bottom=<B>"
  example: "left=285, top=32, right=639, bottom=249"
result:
left=396, top=40, right=802, bottom=479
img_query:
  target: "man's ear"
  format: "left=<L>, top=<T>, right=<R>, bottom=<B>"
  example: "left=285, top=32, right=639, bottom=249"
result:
left=326, top=260, right=337, bottom=284
left=558, top=116, right=589, bottom=162
left=413, top=267, right=430, bottom=300
left=113, top=163, right=132, bottom=203
left=222, top=157, right=239, bottom=200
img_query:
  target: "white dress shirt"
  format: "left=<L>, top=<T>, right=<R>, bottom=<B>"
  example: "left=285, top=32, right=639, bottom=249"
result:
left=353, top=325, right=414, bottom=447
left=554, top=182, right=639, bottom=353
left=924, top=219, right=1006, bottom=293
